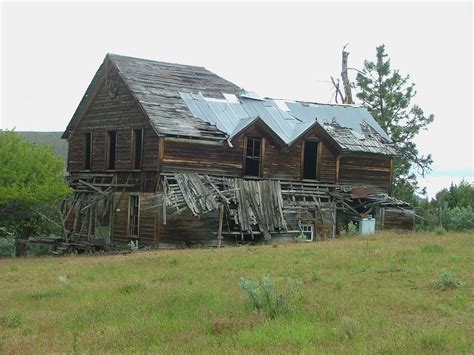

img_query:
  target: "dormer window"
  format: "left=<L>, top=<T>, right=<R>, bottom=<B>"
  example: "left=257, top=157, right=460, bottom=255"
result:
left=244, top=137, right=262, bottom=177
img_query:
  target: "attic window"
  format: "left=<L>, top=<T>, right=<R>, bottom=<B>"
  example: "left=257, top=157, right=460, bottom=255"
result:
left=244, top=137, right=262, bottom=177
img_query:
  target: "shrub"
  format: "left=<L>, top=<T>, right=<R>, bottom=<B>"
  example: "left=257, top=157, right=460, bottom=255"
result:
left=0, top=237, right=15, bottom=258
left=239, top=275, right=302, bottom=318
left=128, top=240, right=139, bottom=251
left=434, top=270, right=464, bottom=290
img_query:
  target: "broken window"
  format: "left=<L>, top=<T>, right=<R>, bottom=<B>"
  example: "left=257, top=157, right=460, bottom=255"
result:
left=128, top=194, right=139, bottom=237
left=299, top=224, right=314, bottom=241
left=106, top=131, right=116, bottom=170
left=303, top=140, right=319, bottom=180
left=244, top=137, right=262, bottom=177
left=132, top=129, right=143, bottom=170
left=84, top=133, right=92, bottom=170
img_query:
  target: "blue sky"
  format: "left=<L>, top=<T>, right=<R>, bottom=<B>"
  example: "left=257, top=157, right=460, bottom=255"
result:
left=1, top=0, right=472, bottom=198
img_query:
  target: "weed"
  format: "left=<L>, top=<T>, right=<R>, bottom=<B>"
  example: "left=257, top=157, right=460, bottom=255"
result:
left=239, top=275, right=302, bottom=319
left=434, top=270, right=464, bottom=290
left=336, top=316, right=358, bottom=341
left=421, top=244, right=444, bottom=253
left=28, top=289, right=63, bottom=300
left=434, top=227, right=446, bottom=236
left=1, top=313, right=23, bottom=328
left=420, top=332, right=448, bottom=350
left=118, top=282, right=146, bottom=294
left=169, top=257, right=179, bottom=266
left=449, top=255, right=461, bottom=263
left=311, top=272, right=320, bottom=282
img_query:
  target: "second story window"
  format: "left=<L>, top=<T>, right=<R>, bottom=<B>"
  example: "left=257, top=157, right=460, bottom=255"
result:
left=84, top=133, right=92, bottom=170
left=244, top=137, right=262, bottom=177
left=132, top=129, right=143, bottom=170
left=106, top=131, right=116, bottom=170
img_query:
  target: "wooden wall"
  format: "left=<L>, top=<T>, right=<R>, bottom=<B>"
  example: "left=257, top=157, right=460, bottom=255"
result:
left=160, top=124, right=338, bottom=182
left=111, top=192, right=158, bottom=246
left=67, top=68, right=159, bottom=173
left=338, top=155, right=391, bottom=192
left=161, top=138, right=242, bottom=176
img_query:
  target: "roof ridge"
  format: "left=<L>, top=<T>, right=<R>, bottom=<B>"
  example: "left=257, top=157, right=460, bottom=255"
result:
left=107, top=53, right=206, bottom=70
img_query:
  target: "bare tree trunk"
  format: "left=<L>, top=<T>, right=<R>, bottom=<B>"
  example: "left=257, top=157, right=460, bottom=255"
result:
left=341, top=44, right=354, bottom=104
left=15, top=227, right=30, bottom=257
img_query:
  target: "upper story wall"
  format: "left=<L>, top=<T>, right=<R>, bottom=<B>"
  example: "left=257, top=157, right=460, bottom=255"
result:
left=67, top=69, right=159, bottom=173
left=161, top=124, right=340, bottom=183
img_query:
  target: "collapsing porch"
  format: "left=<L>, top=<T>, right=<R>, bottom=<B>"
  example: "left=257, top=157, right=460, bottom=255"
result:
left=142, top=173, right=415, bottom=245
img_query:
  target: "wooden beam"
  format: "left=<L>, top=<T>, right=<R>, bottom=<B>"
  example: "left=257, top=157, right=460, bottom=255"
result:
left=389, top=159, right=393, bottom=196
left=336, top=155, right=340, bottom=182
left=217, top=203, right=224, bottom=248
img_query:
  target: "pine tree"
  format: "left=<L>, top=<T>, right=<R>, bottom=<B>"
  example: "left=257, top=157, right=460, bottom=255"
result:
left=355, top=45, right=434, bottom=201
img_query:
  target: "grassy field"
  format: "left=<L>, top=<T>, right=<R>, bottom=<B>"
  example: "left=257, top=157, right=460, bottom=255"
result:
left=1, top=232, right=473, bottom=353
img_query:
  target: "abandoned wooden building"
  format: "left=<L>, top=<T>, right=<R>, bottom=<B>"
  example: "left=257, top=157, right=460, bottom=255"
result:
left=61, top=53, right=414, bottom=249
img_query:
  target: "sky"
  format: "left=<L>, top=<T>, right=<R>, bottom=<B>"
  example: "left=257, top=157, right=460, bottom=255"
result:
left=1, top=0, right=473, bottom=198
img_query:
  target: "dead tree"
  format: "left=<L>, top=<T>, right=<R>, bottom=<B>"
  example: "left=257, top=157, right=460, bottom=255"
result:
left=330, top=44, right=355, bottom=105
left=341, top=44, right=354, bottom=104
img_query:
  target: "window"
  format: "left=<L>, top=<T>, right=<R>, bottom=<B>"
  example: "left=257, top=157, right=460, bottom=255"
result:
left=106, top=131, right=117, bottom=170
left=132, top=129, right=143, bottom=170
left=128, top=195, right=139, bottom=236
left=300, top=224, right=314, bottom=241
left=303, top=140, right=319, bottom=180
left=84, top=133, right=92, bottom=170
left=244, top=137, right=262, bottom=176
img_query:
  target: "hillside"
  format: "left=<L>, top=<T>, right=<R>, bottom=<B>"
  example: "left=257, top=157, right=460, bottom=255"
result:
left=16, top=131, right=67, bottom=163
left=0, top=232, right=473, bottom=353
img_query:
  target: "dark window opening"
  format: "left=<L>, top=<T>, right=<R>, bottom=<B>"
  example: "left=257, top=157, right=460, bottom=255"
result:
left=132, top=129, right=143, bottom=170
left=129, top=195, right=139, bottom=236
left=244, top=137, right=261, bottom=177
left=107, top=131, right=116, bottom=170
left=303, top=141, right=319, bottom=180
left=84, top=133, right=92, bottom=170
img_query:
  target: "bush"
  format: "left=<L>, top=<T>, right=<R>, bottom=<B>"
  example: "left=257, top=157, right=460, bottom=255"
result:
left=434, top=270, right=464, bottom=290
left=239, top=275, right=302, bottom=318
left=441, top=207, right=474, bottom=232
left=0, top=237, right=15, bottom=258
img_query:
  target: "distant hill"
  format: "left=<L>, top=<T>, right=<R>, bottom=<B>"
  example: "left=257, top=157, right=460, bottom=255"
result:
left=16, top=131, right=67, bottom=163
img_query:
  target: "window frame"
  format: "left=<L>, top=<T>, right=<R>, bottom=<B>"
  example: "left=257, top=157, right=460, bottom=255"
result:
left=105, top=130, right=117, bottom=171
left=301, top=139, right=320, bottom=181
left=299, top=224, right=314, bottom=242
left=243, top=136, right=263, bottom=177
left=131, top=128, right=144, bottom=170
left=128, top=194, right=140, bottom=237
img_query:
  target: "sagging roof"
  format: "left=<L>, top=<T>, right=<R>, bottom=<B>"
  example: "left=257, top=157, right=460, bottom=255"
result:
left=63, top=53, right=240, bottom=140
left=180, top=91, right=398, bottom=155
left=64, top=53, right=397, bottom=155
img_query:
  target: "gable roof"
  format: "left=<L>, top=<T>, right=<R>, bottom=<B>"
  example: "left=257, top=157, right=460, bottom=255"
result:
left=63, top=53, right=397, bottom=156
left=62, top=53, right=240, bottom=140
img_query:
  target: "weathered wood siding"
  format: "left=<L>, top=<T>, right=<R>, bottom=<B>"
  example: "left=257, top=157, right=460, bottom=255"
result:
left=159, top=210, right=220, bottom=246
left=161, top=138, right=242, bottom=176
left=338, top=155, right=391, bottom=192
left=111, top=192, right=158, bottom=246
left=161, top=124, right=339, bottom=182
left=67, top=68, right=159, bottom=173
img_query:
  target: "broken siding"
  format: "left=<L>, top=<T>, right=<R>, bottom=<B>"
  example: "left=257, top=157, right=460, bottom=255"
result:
left=67, top=69, right=159, bottom=172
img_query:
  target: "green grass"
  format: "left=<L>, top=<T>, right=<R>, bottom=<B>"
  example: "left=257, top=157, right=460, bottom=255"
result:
left=0, top=232, right=473, bottom=353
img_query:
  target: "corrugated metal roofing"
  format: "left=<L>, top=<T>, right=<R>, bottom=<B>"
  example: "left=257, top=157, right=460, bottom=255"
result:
left=180, top=91, right=398, bottom=155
